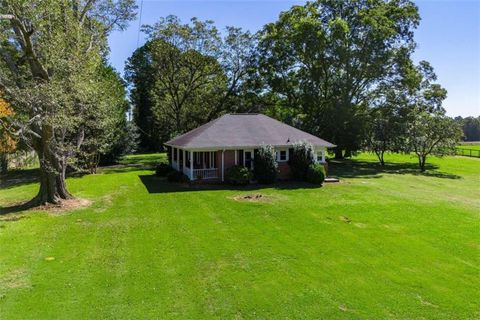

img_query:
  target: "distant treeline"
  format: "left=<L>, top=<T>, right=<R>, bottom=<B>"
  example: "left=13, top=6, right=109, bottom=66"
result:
left=454, top=116, right=480, bottom=142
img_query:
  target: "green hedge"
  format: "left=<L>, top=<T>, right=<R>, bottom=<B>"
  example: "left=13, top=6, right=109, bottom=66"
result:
left=289, top=141, right=316, bottom=180
left=253, top=145, right=278, bottom=184
left=226, top=165, right=252, bottom=185
left=306, top=163, right=326, bottom=185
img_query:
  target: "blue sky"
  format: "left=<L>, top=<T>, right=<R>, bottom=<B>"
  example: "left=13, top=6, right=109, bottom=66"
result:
left=108, top=0, right=480, bottom=117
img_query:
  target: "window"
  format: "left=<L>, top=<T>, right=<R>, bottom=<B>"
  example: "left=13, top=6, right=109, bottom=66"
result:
left=276, top=149, right=288, bottom=162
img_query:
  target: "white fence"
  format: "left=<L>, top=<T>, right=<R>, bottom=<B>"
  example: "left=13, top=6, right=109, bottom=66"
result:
left=192, top=168, right=218, bottom=180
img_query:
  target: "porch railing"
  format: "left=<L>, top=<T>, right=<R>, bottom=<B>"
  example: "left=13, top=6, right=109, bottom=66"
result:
left=192, top=168, right=218, bottom=180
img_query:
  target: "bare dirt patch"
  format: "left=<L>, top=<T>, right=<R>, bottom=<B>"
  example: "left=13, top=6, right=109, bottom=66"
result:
left=0, top=268, right=31, bottom=292
left=44, top=198, right=92, bottom=215
left=230, top=193, right=277, bottom=203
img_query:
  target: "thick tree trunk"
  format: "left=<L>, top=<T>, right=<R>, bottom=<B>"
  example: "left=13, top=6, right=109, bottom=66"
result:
left=33, top=126, right=73, bottom=205
left=334, top=149, right=343, bottom=159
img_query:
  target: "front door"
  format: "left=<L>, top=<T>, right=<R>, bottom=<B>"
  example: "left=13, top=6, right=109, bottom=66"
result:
left=244, top=150, right=253, bottom=169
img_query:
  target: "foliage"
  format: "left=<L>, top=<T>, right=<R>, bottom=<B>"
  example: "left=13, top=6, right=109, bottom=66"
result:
left=257, top=0, right=420, bottom=157
left=253, top=145, right=277, bottom=184
left=288, top=141, right=316, bottom=180
left=124, top=45, right=164, bottom=152
left=155, top=163, right=174, bottom=177
left=454, top=116, right=480, bottom=142
left=225, top=165, right=252, bottom=185
left=0, top=152, right=478, bottom=319
left=406, top=111, right=462, bottom=171
left=0, top=0, right=137, bottom=203
left=306, top=163, right=326, bottom=185
left=166, top=170, right=189, bottom=183
left=0, top=96, right=16, bottom=153
left=76, top=64, right=131, bottom=173
left=0, top=96, right=16, bottom=173
left=125, top=15, right=257, bottom=147
left=99, top=119, right=140, bottom=166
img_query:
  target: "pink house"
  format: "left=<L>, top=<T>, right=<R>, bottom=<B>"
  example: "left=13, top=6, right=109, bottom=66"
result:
left=164, top=113, right=335, bottom=181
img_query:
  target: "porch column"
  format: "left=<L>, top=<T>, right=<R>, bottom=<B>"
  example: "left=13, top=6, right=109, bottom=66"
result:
left=221, top=150, right=225, bottom=182
left=171, top=147, right=174, bottom=166
left=177, top=148, right=180, bottom=168
left=190, top=150, right=194, bottom=180
left=182, top=149, right=186, bottom=174
left=234, top=150, right=237, bottom=165
left=321, top=149, right=326, bottom=163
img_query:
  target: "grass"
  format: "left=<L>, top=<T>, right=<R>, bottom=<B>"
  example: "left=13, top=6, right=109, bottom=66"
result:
left=0, top=153, right=479, bottom=319
left=457, top=144, right=480, bottom=151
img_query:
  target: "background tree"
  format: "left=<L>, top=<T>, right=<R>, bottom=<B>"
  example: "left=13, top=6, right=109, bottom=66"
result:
left=454, top=116, right=480, bottom=142
left=396, top=61, right=461, bottom=171
left=257, top=0, right=420, bottom=158
left=126, top=16, right=257, bottom=147
left=406, top=112, right=462, bottom=171
left=124, top=44, right=163, bottom=152
left=0, top=0, right=136, bottom=204
left=76, top=64, right=130, bottom=173
left=148, top=39, right=227, bottom=136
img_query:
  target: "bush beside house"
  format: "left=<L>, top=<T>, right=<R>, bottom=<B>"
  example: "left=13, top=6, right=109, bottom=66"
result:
left=253, top=145, right=278, bottom=184
left=306, top=163, right=326, bottom=185
left=289, top=141, right=316, bottom=180
left=226, top=165, right=252, bottom=185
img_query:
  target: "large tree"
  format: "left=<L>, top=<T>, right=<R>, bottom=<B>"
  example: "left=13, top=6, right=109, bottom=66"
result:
left=0, top=0, right=136, bottom=204
left=258, top=0, right=420, bottom=158
left=126, top=16, right=257, bottom=146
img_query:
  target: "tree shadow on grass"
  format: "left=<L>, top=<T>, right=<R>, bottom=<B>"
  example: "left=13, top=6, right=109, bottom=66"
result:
left=138, top=174, right=321, bottom=194
left=329, top=159, right=461, bottom=180
left=0, top=199, right=39, bottom=216
left=0, top=168, right=39, bottom=190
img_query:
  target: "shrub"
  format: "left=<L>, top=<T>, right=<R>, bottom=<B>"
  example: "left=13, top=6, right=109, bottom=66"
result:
left=155, top=163, right=174, bottom=176
left=166, top=170, right=189, bottom=183
left=226, top=165, right=252, bottom=185
left=306, top=163, right=326, bottom=185
left=253, top=145, right=278, bottom=184
left=289, top=141, right=316, bottom=180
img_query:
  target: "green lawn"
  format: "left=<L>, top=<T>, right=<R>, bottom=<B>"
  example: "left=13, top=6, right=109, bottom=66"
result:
left=0, top=153, right=479, bottom=319
left=457, top=144, right=480, bottom=151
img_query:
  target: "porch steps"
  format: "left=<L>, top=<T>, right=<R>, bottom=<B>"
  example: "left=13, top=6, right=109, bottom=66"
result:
left=324, top=177, right=340, bottom=183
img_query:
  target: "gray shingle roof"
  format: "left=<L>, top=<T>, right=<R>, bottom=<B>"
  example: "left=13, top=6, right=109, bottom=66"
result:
left=165, top=113, right=335, bottom=149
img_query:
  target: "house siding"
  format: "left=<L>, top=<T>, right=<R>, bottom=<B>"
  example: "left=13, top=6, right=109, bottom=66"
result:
left=277, top=162, right=291, bottom=180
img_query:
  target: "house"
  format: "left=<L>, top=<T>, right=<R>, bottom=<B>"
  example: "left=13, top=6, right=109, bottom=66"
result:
left=164, top=113, right=335, bottom=181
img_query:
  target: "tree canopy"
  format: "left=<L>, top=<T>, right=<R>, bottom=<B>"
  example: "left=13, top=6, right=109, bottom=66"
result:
left=126, top=16, right=257, bottom=150
left=0, top=0, right=137, bottom=204
left=257, top=0, right=420, bottom=158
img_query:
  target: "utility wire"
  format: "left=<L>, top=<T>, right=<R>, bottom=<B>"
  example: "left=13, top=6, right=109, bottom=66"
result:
left=136, top=0, right=144, bottom=48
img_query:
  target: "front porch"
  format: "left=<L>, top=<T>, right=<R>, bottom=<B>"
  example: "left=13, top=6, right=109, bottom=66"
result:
left=170, top=148, right=220, bottom=181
